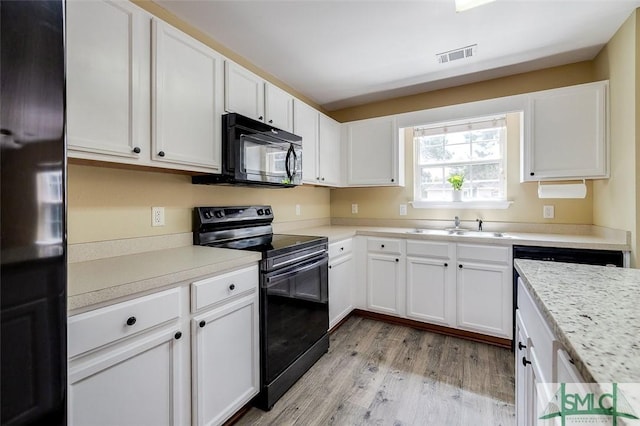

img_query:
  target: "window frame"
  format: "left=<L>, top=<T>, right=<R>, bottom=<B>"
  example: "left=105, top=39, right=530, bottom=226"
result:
left=411, top=115, right=512, bottom=209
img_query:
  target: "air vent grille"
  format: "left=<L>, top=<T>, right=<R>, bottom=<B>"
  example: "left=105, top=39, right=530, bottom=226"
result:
left=437, top=44, right=477, bottom=64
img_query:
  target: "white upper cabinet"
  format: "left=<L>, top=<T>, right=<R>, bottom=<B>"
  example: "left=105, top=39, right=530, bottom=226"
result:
left=265, top=83, right=294, bottom=132
left=224, top=61, right=294, bottom=132
left=66, top=0, right=151, bottom=161
left=152, top=20, right=223, bottom=171
left=294, top=100, right=320, bottom=185
left=345, top=116, right=404, bottom=186
left=522, top=80, right=609, bottom=181
left=224, top=61, right=265, bottom=122
left=318, top=113, right=342, bottom=186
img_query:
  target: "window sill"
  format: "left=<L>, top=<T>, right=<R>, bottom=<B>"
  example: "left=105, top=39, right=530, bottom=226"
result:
left=410, top=200, right=513, bottom=209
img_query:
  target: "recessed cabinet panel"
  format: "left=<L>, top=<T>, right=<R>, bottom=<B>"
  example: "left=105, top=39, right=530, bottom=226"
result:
left=406, top=258, right=452, bottom=326
left=367, top=254, right=403, bottom=315
left=66, top=0, right=150, bottom=159
left=318, top=114, right=342, bottom=186
left=265, top=83, right=294, bottom=132
left=224, top=61, right=265, bottom=121
left=293, top=100, right=320, bottom=184
left=329, top=254, right=354, bottom=329
left=523, top=81, right=609, bottom=181
left=152, top=20, right=222, bottom=170
left=346, top=116, right=402, bottom=186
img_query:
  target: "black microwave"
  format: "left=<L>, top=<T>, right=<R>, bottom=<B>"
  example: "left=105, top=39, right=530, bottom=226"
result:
left=193, top=113, right=302, bottom=188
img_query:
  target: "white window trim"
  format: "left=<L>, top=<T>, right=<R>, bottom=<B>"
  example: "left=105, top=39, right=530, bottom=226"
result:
left=410, top=200, right=513, bottom=209
left=411, top=114, right=513, bottom=208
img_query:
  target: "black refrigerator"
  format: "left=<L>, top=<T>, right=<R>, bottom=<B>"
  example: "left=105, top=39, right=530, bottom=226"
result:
left=1, top=1, right=67, bottom=425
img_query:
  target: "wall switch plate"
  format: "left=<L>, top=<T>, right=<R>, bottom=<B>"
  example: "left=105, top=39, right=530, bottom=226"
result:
left=295, top=204, right=301, bottom=216
left=152, top=207, right=165, bottom=226
left=399, top=204, right=407, bottom=216
left=351, top=203, right=358, bottom=214
left=543, top=205, right=554, bottom=219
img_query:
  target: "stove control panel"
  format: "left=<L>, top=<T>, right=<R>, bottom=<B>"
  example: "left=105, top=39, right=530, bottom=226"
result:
left=194, top=205, right=274, bottom=226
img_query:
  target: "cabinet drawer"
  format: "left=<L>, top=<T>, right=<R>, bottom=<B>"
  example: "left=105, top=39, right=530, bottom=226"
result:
left=191, top=264, right=258, bottom=312
left=367, top=237, right=402, bottom=254
left=406, top=240, right=450, bottom=258
left=329, top=238, right=353, bottom=258
left=457, top=243, right=509, bottom=264
left=68, top=287, right=180, bottom=358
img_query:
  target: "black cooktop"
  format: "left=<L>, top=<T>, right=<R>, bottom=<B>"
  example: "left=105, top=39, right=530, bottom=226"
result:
left=207, top=234, right=326, bottom=257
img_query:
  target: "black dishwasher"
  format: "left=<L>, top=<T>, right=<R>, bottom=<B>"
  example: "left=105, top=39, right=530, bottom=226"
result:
left=512, top=245, right=625, bottom=349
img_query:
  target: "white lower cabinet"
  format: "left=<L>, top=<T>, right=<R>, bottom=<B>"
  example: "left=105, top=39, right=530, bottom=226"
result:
left=190, top=265, right=260, bottom=426
left=456, top=244, right=512, bottom=339
left=364, top=238, right=512, bottom=340
left=328, top=239, right=354, bottom=329
left=192, top=292, right=259, bottom=426
left=68, top=287, right=188, bottom=426
left=366, top=238, right=404, bottom=316
left=68, top=264, right=260, bottom=426
left=405, top=240, right=456, bottom=327
left=516, top=277, right=579, bottom=426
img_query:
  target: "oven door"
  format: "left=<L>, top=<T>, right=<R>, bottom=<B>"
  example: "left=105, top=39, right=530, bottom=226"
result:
left=261, top=254, right=328, bottom=384
left=240, top=133, right=302, bottom=186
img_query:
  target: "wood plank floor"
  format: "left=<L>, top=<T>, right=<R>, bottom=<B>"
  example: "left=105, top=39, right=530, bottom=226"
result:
left=237, top=316, right=515, bottom=426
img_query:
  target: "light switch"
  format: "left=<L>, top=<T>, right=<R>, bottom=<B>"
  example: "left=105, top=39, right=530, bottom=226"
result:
left=351, top=204, right=358, bottom=214
left=399, top=204, right=407, bottom=216
left=543, top=205, right=554, bottom=219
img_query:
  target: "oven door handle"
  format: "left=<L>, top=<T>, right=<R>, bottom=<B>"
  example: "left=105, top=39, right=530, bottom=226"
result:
left=265, top=256, right=327, bottom=286
left=270, top=249, right=327, bottom=270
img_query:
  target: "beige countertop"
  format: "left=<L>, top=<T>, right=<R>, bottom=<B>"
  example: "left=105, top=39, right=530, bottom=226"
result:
left=68, top=224, right=629, bottom=313
left=289, top=225, right=630, bottom=251
left=68, top=246, right=260, bottom=313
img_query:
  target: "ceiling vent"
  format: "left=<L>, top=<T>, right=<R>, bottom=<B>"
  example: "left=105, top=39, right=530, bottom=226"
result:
left=437, top=44, right=477, bottom=64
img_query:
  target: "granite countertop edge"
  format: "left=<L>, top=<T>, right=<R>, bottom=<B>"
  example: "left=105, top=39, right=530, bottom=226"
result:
left=514, top=259, right=640, bottom=385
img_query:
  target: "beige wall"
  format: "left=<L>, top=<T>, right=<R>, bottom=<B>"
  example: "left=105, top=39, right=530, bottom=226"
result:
left=68, top=164, right=330, bottom=244
left=593, top=11, right=639, bottom=266
left=331, top=113, right=594, bottom=224
left=330, top=62, right=595, bottom=123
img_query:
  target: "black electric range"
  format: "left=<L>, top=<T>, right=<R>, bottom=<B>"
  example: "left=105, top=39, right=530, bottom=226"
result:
left=193, top=206, right=329, bottom=410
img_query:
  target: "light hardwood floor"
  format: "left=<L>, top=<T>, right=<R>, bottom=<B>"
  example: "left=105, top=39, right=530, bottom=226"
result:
left=237, top=316, right=515, bottom=426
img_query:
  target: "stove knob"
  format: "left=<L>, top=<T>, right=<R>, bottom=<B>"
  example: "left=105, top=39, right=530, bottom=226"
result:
left=214, top=211, right=224, bottom=218
left=257, top=208, right=264, bottom=215
left=265, top=208, right=271, bottom=215
left=203, top=211, right=211, bottom=219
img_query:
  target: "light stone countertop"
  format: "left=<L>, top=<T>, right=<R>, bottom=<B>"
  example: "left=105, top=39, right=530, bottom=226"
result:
left=68, top=246, right=261, bottom=313
left=514, top=259, right=640, bottom=384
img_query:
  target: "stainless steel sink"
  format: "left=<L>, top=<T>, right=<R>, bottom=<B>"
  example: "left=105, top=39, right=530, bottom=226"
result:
left=406, top=228, right=512, bottom=238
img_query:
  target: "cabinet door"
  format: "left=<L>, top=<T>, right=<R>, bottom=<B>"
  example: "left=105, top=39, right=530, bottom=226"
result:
left=366, top=254, right=403, bottom=316
left=346, top=116, right=401, bottom=186
left=224, top=61, right=265, bottom=122
left=66, top=0, right=150, bottom=160
left=406, top=257, right=455, bottom=326
left=523, top=80, right=608, bottom=181
left=329, top=254, right=354, bottom=329
left=265, top=83, right=293, bottom=132
left=515, top=311, right=531, bottom=426
left=152, top=20, right=222, bottom=171
left=192, top=292, right=259, bottom=426
left=69, top=327, right=186, bottom=426
left=456, top=261, right=511, bottom=339
left=318, top=113, right=342, bottom=186
left=294, top=100, right=319, bottom=184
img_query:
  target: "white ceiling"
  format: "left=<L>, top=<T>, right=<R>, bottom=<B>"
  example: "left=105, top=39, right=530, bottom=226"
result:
left=154, top=0, right=640, bottom=111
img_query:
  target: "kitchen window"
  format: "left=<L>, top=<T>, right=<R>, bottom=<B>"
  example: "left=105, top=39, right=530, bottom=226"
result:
left=412, top=114, right=510, bottom=208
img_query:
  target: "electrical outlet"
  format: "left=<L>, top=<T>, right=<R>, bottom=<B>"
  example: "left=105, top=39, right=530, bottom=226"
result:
left=152, top=207, right=165, bottom=226
left=543, top=205, right=555, bottom=219
left=351, top=204, right=358, bottom=214
left=399, top=204, right=407, bottom=216
left=295, top=204, right=301, bottom=216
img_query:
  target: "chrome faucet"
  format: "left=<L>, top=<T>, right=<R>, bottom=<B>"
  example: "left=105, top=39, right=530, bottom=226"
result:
left=454, top=216, right=460, bottom=229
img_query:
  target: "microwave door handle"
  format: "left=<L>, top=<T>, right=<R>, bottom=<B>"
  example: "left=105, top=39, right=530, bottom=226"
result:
left=285, top=145, right=292, bottom=180
left=290, top=147, right=298, bottom=178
